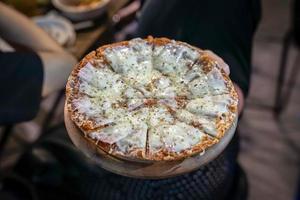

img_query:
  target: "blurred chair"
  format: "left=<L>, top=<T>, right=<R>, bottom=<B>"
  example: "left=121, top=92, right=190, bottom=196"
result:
left=274, top=0, right=300, bottom=117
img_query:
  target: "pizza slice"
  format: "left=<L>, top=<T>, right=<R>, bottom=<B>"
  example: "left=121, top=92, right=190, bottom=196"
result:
left=147, top=122, right=217, bottom=161
left=100, top=38, right=154, bottom=87
left=152, top=38, right=200, bottom=76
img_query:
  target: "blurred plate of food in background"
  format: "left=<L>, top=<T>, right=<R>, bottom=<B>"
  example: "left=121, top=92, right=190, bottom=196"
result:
left=52, top=0, right=110, bottom=22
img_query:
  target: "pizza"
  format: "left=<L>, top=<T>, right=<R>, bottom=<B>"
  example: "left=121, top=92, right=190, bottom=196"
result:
left=66, top=37, right=238, bottom=161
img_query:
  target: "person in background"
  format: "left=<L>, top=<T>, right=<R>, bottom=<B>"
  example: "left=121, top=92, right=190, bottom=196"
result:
left=0, top=2, right=76, bottom=125
left=86, top=0, right=261, bottom=199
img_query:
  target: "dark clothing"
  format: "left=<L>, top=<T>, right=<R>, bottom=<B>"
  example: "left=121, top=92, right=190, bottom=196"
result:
left=0, top=52, right=43, bottom=125
left=293, top=0, right=300, bottom=45
left=136, top=0, right=261, bottom=97
left=79, top=134, right=240, bottom=200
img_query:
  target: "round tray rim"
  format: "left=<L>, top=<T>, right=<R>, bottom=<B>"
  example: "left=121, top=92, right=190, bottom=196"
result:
left=64, top=103, right=238, bottom=179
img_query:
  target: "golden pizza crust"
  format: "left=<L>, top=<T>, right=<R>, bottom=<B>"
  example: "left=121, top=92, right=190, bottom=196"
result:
left=146, top=135, right=218, bottom=161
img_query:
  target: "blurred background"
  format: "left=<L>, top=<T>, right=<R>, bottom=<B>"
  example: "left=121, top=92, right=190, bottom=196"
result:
left=0, top=0, right=299, bottom=200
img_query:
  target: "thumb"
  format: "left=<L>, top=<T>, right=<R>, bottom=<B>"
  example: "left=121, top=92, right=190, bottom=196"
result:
left=203, top=50, right=230, bottom=75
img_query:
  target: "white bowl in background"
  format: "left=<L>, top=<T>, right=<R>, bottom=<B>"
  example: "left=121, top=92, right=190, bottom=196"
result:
left=33, top=13, right=76, bottom=46
left=52, top=0, right=110, bottom=21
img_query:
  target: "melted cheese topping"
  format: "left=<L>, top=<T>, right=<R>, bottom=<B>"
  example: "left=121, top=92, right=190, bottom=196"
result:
left=185, top=64, right=227, bottom=98
left=153, top=42, right=199, bottom=76
left=175, top=109, right=218, bottom=137
left=152, top=76, right=177, bottom=98
left=70, top=38, right=237, bottom=157
left=78, top=62, right=126, bottom=99
left=116, top=122, right=147, bottom=153
left=148, top=106, right=175, bottom=127
left=90, top=122, right=133, bottom=144
left=186, top=94, right=235, bottom=117
left=104, top=38, right=153, bottom=86
left=73, top=96, right=113, bottom=126
left=149, top=122, right=205, bottom=152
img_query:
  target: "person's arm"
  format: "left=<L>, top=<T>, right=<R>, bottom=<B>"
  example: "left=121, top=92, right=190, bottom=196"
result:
left=234, top=84, right=244, bottom=114
left=39, top=51, right=76, bottom=96
left=0, top=1, right=63, bottom=52
left=0, top=2, right=77, bottom=96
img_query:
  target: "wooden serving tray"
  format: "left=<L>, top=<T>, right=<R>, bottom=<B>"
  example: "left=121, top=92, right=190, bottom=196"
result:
left=64, top=103, right=237, bottom=179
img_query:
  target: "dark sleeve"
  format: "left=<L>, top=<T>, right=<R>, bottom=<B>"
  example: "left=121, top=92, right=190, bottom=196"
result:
left=0, top=52, right=43, bottom=125
left=136, top=0, right=261, bottom=97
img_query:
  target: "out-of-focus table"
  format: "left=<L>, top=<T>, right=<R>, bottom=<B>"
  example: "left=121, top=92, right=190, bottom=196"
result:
left=67, top=0, right=130, bottom=59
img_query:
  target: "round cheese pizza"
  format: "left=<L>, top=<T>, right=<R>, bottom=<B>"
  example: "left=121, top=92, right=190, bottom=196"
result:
left=66, top=37, right=238, bottom=161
